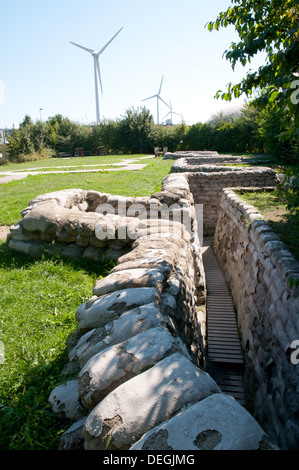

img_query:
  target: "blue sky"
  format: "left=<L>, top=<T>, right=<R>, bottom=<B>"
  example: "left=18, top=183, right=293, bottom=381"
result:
left=0, top=0, right=266, bottom=128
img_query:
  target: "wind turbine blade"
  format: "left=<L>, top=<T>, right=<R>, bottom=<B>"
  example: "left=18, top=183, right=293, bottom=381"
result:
left=98, top=27, right=123, bottom=55
left=158, top=95, right=171, bottom=108
left=95, top=58, right=103, bottom=93
left=70, top=41, right=94, bottom=53
left=141, top=94, right=157, bottom=102
left=158, top=75, right=164, bottom=94
left=162, top=111, right=171, bottom=120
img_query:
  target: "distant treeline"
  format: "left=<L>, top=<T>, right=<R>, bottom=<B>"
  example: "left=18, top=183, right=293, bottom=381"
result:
left=2, top=104, right=298, bottom=164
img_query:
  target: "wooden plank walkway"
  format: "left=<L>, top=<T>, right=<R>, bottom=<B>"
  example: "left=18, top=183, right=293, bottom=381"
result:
left=202, top=237, right=246, bottom=404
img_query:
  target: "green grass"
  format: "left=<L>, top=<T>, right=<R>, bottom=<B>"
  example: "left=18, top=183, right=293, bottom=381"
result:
left=1, top=154, right=150, bottom=172
left=19, top=164, right=126, bottom=172
left=238, top=190, right=299, bottom=262
left=0, top=156, right=173, bottom=226
left=1, top=154, right=296, bottom=449
left=0, top=154, right=173, bottom=449
left=0, top=245, right=115, bottom=449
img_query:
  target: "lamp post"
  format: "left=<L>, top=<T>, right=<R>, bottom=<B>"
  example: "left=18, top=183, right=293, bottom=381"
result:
left=39, top=108, right=43, bottom=121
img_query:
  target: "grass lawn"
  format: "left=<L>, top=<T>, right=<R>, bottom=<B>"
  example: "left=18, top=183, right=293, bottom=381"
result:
left=0, top=246, right=115, bottom=449
left=0, top=154, right=149, bottom=172
left=0, top=156, right=173, bottom=226
left=0, top=154, right=297, bottom=449
left=0, top=155, right=173, bottom=450
left=238, top=190, right=299, bottom=262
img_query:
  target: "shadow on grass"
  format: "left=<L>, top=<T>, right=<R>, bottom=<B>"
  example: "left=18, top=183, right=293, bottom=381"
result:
left=0, top=242, right=116, bottom=278
left=0, top=348, right=78, bottom=450
left=0, top=243, right=116, bottom=450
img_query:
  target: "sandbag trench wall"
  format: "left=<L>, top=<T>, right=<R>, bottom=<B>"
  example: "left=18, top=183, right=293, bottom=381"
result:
left=170, top=158, right=278, bottom=236
left=213, top=188, right=299, bottom=450
left=5, top=174, right=275, bottom=451
left=164, top=151, right=243, bottom=165
left=163, top=151, right=221, bottom=160
left=6, top=174, right=206, bottom=366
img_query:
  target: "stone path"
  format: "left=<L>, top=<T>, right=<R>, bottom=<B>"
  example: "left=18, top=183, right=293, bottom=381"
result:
left=202, top=237, right=246, bottom=405
left=0, top=226, right=10, bottom=239
left=0, top=155, right=154, bottom=184
left=0, top=173, right=28, bottom=184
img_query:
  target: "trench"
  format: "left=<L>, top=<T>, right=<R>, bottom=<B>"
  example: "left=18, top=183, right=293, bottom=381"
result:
left=201, top=237, right=246, bottom=405
left=7, top=159, right=298, bottom=448
left=181, top=160, right=279, bottom=407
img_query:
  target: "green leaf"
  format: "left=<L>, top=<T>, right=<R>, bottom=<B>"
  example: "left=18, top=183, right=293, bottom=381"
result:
left=269, top=91, right=280, bottom=102
left=24, top=427, right=33, bottom=447
left=208, top=0, right=299, bottom=143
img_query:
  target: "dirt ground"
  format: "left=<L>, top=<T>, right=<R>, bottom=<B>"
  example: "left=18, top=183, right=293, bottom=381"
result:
left=0, top=226, right=11, bottom=239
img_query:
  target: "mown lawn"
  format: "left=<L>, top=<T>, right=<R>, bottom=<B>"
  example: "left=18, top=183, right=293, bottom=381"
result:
left=0, top=155, right=173, bottom=450
left=0, top=154, right=297, bottom=449
left=0, top=156, right=173, bottom=226
left=0, top=246, right=115, bottom=449
left=238, top=190, right=299, bottom=262
left=0, top=154, right=148, bottom=171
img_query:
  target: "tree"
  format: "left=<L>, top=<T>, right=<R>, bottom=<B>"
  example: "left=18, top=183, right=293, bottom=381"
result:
left=207, top=0, right=299, bottom=205
left=206, top=0, right=299, bottom=143
left=8, top=119, right=34, bottom=159
left=277, top=168, right=299, bottom=212
left=184, top=123, right=215, bottom=151
left=117, top=107, right=156, bottom=154
left=96, top=119, right=121, bottom=154
left=153, top=121, right=188, bottom=152
left=20, top=115, right=33, bottom=128
left=208, top=111, right=238, bottom=126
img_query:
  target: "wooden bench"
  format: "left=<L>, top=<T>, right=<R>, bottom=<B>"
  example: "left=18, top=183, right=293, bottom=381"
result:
left=154, top=147, right=168, bottom=157
left=58, top=152, right=72, bottom=158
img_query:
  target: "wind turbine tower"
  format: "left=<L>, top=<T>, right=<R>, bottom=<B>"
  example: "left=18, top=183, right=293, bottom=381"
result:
left=141, top=75, right=170, bottom=124
left=162, top=99, right=181, bottom=124
left=70, top=27, right=123, bottom=123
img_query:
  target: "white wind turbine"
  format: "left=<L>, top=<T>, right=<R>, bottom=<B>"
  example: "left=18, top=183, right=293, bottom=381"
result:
left=70, top=27, right=123, bottom=123
left=162, top=99, right=181, bottom=124
left=141, top=75, right=170, bottom=124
